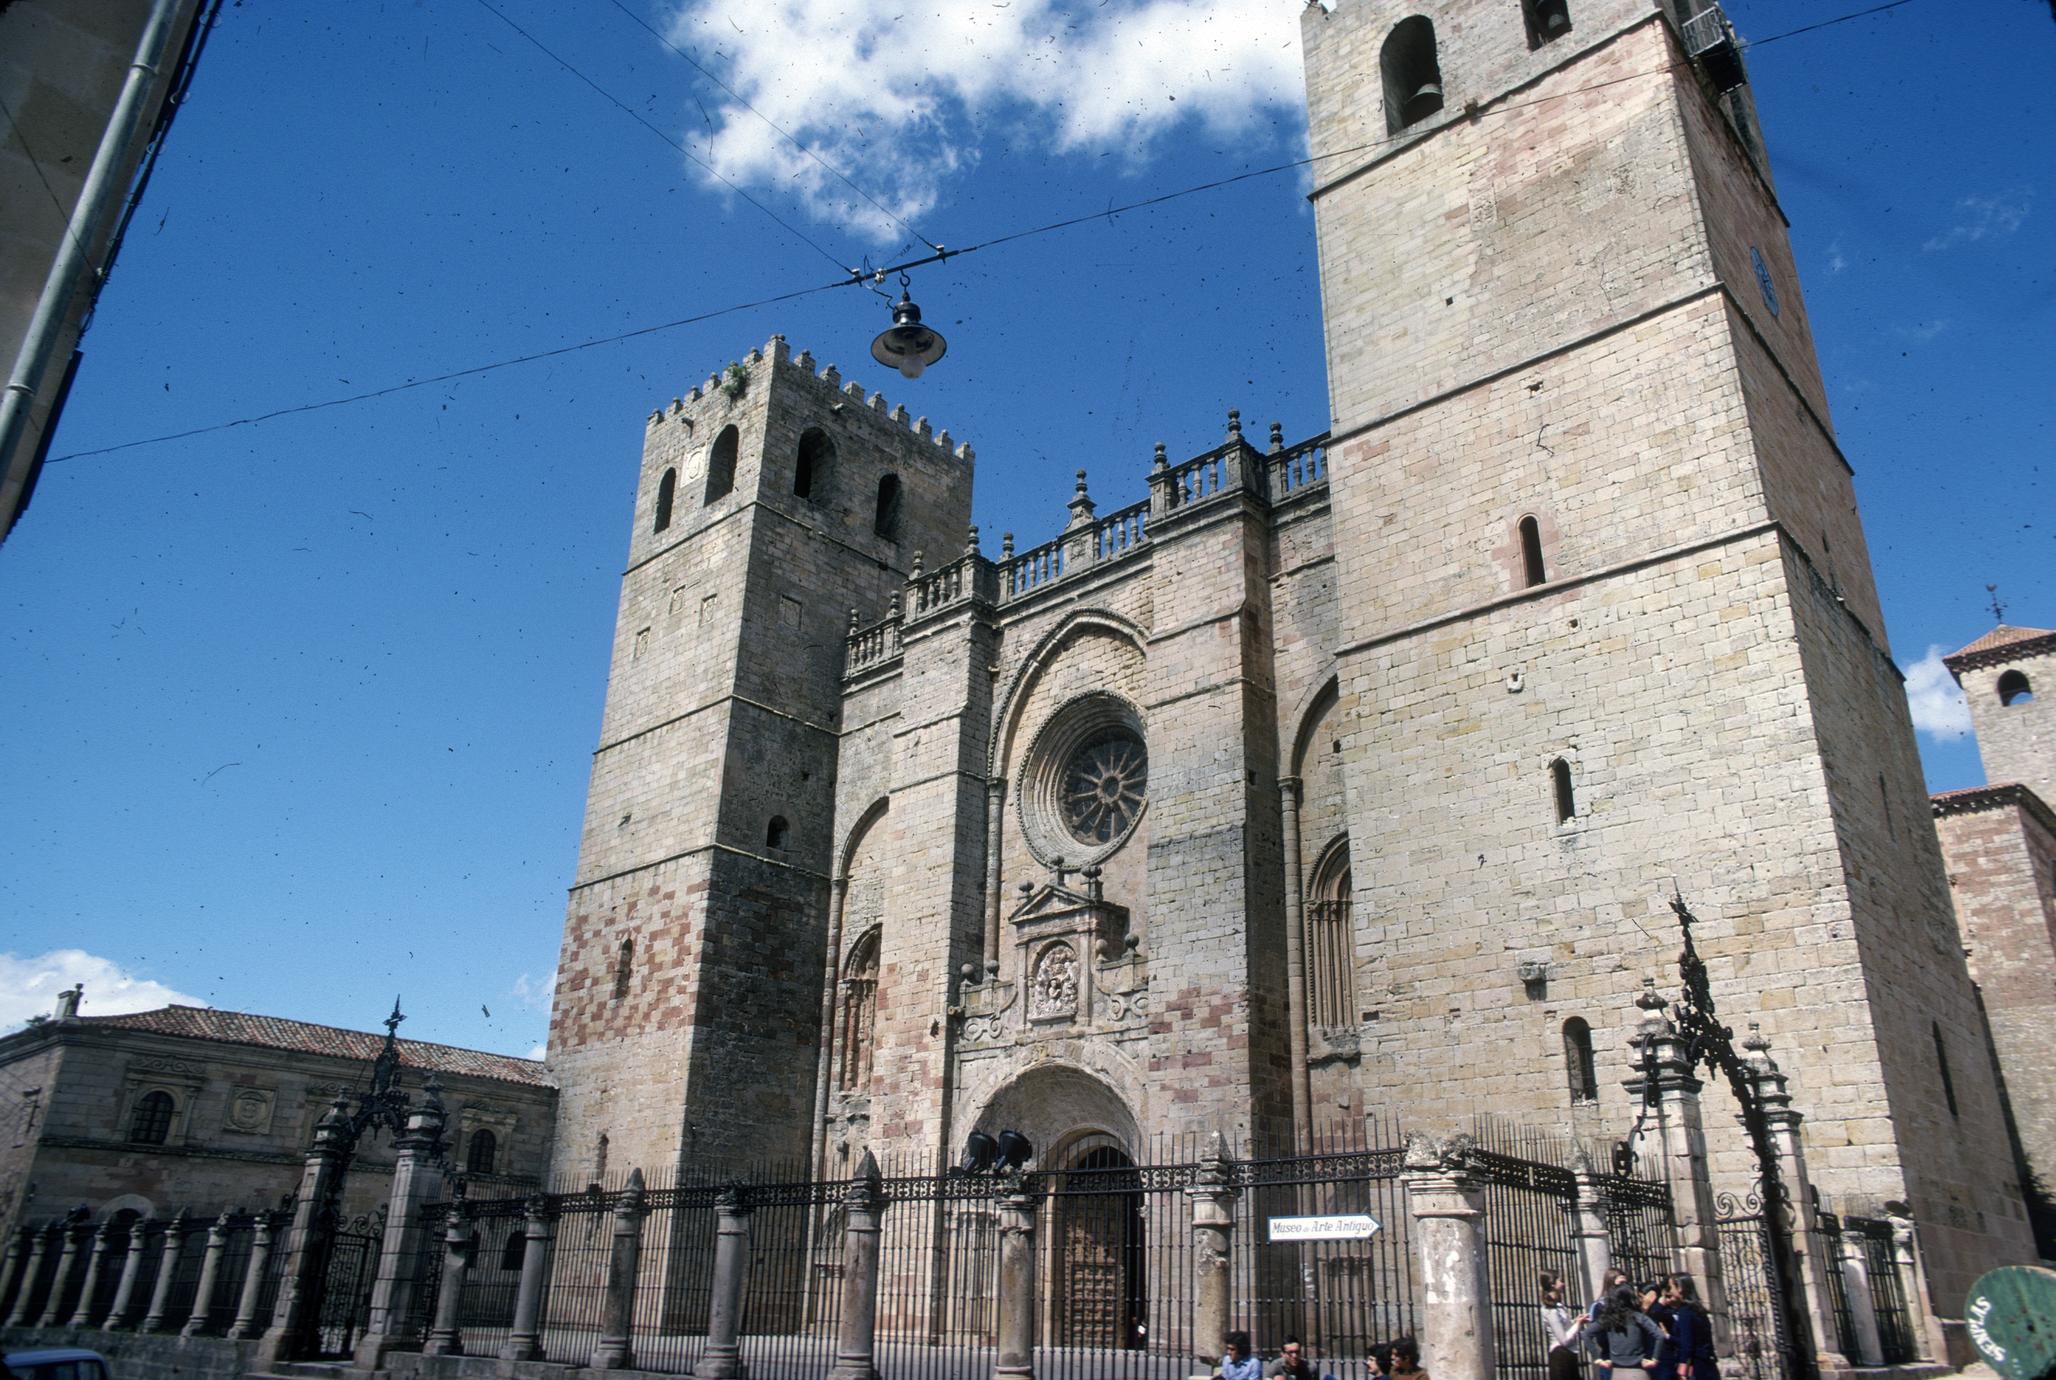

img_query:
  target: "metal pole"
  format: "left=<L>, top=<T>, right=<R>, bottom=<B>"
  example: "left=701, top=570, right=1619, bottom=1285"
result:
left=0, top=0, right=187, bottom=524
left=1279, top=776, right=1313, bottom=1150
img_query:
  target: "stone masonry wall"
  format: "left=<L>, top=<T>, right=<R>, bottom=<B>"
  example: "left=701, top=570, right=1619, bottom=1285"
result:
left=1960, top=644, right=2056, bottom=805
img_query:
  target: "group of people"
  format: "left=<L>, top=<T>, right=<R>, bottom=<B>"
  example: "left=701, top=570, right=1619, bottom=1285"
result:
left=1215, top=1329, right=1426, bottom=1380
left=1541, top=1269, right=1720, bottom=1380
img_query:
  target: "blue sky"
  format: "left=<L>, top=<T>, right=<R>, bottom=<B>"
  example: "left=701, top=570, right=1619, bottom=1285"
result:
left=2, top=0, right=2049, bottom=1056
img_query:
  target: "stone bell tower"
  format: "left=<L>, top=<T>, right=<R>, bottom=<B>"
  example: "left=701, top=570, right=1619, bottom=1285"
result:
left=546, top=337, right=974, bottom=1178
left=1301, top=0, right=2032, bottom=1302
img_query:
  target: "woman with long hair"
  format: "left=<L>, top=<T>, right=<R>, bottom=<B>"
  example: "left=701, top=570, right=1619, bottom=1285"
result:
left=1542, top=1272, right=1586, bottom=1380
left=1585, top=1284, right=1663, bottom=1376
left=1663, top=1275, right=1719, bottom=1380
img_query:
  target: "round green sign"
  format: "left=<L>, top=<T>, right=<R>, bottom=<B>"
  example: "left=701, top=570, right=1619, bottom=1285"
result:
left=1966, top=1265, right=2056, bottom=1380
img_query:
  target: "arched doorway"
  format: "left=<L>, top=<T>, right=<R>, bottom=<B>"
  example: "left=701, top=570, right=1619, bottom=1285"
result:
left=1051, top=1136, right=1146, bottom=1350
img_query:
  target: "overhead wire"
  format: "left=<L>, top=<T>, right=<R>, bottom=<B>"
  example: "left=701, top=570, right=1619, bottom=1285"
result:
left=469, top=0, right=855, bottom=276
left=47, top=0, right=1917, bottom=466
left=598, top=0, right=945, bottom=255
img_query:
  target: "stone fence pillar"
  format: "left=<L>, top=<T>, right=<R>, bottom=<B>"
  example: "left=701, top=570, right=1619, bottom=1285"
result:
left=825, top=1151, right=887, bottom=1380
left=354, top=1092, right=450, bottom=1368
left=229, top=1212, right=279, bottom=1339
left=68, top=1219, right=118, bottom=1327
left=256, top=1096, right=354, bottom=1369
left=182, top=1207, right=236, bottom=1336
left=1831, top=1221, right=1884, bottom=1367
left=1886, top=1208, right=1947, bottom=1363
left=1622, top=984, right=1729, bottom=1340
left=591, top=1168, right=649, bottom=1371
left=137, top=1210, right=188, bottom=1333
left=1570, top=1162, right=1613, bottom=1303
left=994, top=1173, right=1039, bottom=1380
left=1402, top=1134, right=1495, bottom=1380
left=0, top=1228, right=29, bottom=1319
left=501, top=1194, right=554, bottom=1362
left=1188, top=1134, right=1240, bottom=1371
left=35, top=1214, right=88, bottom=1327
left=698, top=1186, right=755, bottom=1380
left=422, top=1202, right=474, bottom=1356
left=103, top=1216, right=150, bottom=1330
left=4, top=1225, right=50, bottom=1327
left=1744, top=1027, right=1843, bottom=1371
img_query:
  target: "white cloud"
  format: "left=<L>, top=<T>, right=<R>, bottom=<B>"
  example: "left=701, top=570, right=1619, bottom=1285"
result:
left=0, top=950, right=203, bottom=1030
left=512, top=969, right=557, bottom=1011
left=665, top=0, right=1307, bottom=244
left=1825, top=238, right=1846, bottom=274
left=1922, top=188, right=2032, bottom=252
left=1904, top=645, right=1972, bottom=742
left=527, top=1042, right=548, bottom=1061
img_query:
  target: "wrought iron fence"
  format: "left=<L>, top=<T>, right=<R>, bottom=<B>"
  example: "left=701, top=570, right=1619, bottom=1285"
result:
left=1716, top=1186, right=1793, bottom=1380
left=1843, top=1215, right=1914, bottom=1365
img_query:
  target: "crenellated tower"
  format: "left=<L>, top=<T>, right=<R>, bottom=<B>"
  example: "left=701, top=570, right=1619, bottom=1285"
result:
left=1302, top=0, right=2031, bottom=1300
left=546, top=336, right=974, bottom=1178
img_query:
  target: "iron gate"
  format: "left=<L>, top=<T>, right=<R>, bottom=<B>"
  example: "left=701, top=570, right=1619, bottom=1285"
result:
left=302, top=1206, right=384, bottom=1359
left=1715, top=1187, right=1794, bottom=1380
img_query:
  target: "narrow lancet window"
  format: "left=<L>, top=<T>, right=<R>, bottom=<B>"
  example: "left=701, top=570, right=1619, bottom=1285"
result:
left=1933, top=1022, right=1959, bottom=1118
left=613, top=938, right=634, bottom=1000
left=874, top=473, right=903, bottom=541
left=1551, top=758, right=1576, bottom=822
left=705, top=425, right=738, bottom=503
left=795, top=427, right=834, bottom=499
left=1563, top=1018, right=1598, bottom=1102
left=837, top=928, right=882, bottom=1093
left=1519, top=515, right=1547, bottom=587
left=767, top=815, right=790, bottom=850
left=654, top=467, right=676, bottom=532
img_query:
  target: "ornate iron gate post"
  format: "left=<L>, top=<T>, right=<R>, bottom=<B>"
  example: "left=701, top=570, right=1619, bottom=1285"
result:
left=1630, top=894, right=1817, bottom=1380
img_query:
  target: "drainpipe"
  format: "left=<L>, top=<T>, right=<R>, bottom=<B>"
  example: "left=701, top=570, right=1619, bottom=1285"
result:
left=0, top=0, right=187, bottom=533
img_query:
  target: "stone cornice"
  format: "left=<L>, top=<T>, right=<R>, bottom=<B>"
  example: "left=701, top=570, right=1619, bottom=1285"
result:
left=1944, top=630, right=2056, bottom=675
left=1930, top=783, right=2056, bottom=837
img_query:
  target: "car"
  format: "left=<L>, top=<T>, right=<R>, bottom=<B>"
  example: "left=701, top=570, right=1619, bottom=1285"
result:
left=3, top=1349, right=113, bottom=1380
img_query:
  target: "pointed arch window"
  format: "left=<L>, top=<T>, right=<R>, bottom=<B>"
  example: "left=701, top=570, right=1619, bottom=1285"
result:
left=654, top=468, right=676, bottom=533
left=1518, top=515, right=1548, bottom=587
left=467, top=1128, right=498, bottom=1175
left=1998, top=670, right=2033, bottom=706
left=705, top=426, right=738, bottom=504
left=1563, top=1018, right=1598, bottom=1103
left=874, top=473, right=902, bottom=542
left=1305, top=846, right=1357, bottom=1029
left=795, top=428, right=834, bottom=499
left=613, top=938, right=634, bottom=1000
left=1381, top=16, right=1445, bottom=133
left=837, top=928, right=882, bottom=1094
left=128, top=1091, right=175, bottom=1145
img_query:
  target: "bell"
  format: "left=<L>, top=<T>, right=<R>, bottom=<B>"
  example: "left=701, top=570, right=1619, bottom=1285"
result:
left=1401, top=81, right=1444, bottom=127
left=1536, top=0, right=1570, bottom=36
left=957, top=1130, right=997, bottom=1175
left=995, top=1128, right=1034, bottom=1170
left=870, top=290, right=948, bottom=380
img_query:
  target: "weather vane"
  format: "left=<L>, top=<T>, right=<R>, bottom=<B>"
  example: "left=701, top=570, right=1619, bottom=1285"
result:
left=1987, top=583, right=2006, bottom=622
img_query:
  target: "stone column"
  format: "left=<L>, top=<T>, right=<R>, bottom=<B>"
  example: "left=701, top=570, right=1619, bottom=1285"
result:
left=353, top=1092, right=451, bottom=1368
left=994, top=1173, right=1039, bottom=1380
left=500, top=1194, right=554, bottom=1362
left=1569, top=1158, right=1614, bottom=1303
left=0, top=1228, right=29, bottom=1321
left=228, top=1212, right=279, bottom=1339
left=256, top=1096, right=354, bottom=1369
left=590, top=1168, right=648, bottom=1370
left=103, top=1217, right=150, bottom=1331
left=812, top=874, right=852, bottom=1187
left=1885, top=1208, right=1946, bottom=1364
left=35, top=1214, right=89, bottom=1327
left=698, top=1186, right=755, bottom=1380
left=1621, top=984, right=1729, bottom=1333
left=68, top=1219, right=118, bottom=1327
left=3, top=1225, right=50, bottom=1327
left=1402, top=1135, right=1495, bottom=1380
left=824, top=1151, right=887, bottom=1380
left=1832, top=1224, right=1884, bottom=1367
left=1278, top=776, right=1313, bottom=1151
left=1743, top=1027, right=1843, bottom=1371
left=137, top=1210, right=188, bottom=1333
left=421, top=1202, right=473, bottom=1356
left=181, top=1208, right=236, bottom=1336
left=1187, top=1134, right=1240, bottom=1370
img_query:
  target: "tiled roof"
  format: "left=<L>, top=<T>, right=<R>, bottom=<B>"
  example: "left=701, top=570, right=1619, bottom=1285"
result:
left=1943, top=624, right=2056, bottom=672
left=80, top=1006, right=551, bottom=1087
left=1931, top=783, right=2056, bottom=834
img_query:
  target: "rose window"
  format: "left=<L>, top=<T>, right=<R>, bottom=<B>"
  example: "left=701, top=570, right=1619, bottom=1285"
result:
left=1060, top=728, right=1148, bottom=845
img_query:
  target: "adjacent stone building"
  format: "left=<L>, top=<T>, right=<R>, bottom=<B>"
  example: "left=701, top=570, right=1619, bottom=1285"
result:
left=545, top=0, right=2036, bottom=1313
left=0, top=991, right=555, bottom=1240
left=1932, top=624, right=2056, bottom=1254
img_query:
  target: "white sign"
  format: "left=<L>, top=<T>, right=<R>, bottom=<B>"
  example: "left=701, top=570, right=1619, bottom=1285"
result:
left=1267, top=1214, right=1382, bottom=1242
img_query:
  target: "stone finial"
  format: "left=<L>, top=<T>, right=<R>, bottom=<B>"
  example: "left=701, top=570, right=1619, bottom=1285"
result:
left=1635, top=978, right=1670, bottom=1034
left=910, top=550, right=925, bottom=580
left=965, top=525, right=980, bottom=556
left=1226, top=409, right=1243, bottom=442
left=1269, top=421, right=1284, bottom=452
left=1151, top=442, right=1168, bottom=470
left=1051, top=855, right=1069, bottom=888
left=795, top=348, right=814, bottom=371
left=1065, top=470, right=1097, bottom=527
left=848, top=607, right=861, bottom=632
left=823, top=364, right=840, bottom=387
left=1001, top=532, right=1015, bottom=560
left=688, top=384, right=703, bottom=402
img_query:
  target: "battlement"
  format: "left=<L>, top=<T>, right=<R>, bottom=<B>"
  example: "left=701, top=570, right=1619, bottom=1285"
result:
left=644, top=333, right=974, bottom=466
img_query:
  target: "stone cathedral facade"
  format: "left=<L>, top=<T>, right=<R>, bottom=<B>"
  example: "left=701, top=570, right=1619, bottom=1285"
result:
left=545, top=0, right=2035, bottom=1308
